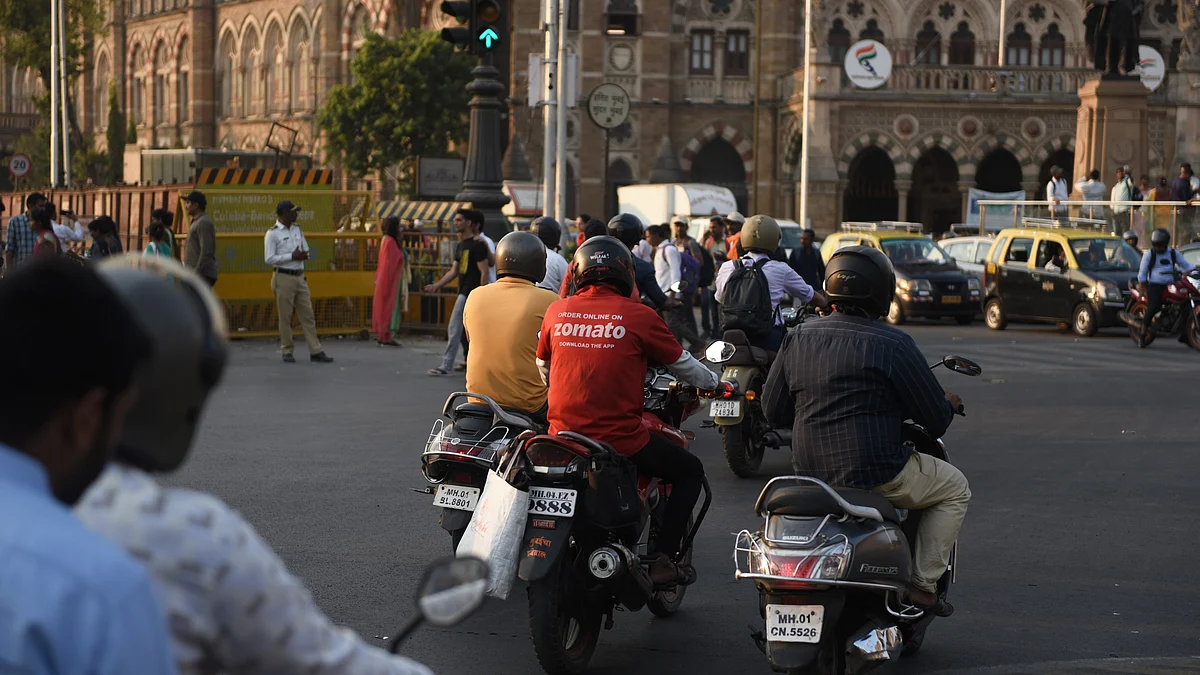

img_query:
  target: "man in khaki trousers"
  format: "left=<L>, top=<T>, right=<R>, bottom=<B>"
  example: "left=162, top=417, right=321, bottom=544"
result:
left=264, top=201, right=334, bottom=363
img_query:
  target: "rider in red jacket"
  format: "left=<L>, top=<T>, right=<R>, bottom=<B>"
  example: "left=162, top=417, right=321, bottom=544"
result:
left=536, top=236, right=719, bottom=586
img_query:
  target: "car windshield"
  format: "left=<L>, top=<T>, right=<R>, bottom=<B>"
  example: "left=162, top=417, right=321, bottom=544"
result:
left=881, top=238, right=949, bottom=265
left=780, top=227, right=802, bottom=250
left=1069, top=239, right=1140, bottom=271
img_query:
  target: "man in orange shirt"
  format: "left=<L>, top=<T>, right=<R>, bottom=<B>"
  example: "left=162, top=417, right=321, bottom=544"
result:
left=724, top=211, right=746, bottom=261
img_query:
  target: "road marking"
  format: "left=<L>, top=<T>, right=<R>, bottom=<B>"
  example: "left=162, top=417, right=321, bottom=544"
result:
left=919, top=339, right=1190, bottom=373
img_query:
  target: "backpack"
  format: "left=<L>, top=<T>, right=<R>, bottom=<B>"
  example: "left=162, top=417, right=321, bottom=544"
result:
left=678, top=248, right=701, bottom=293
left=696, top=244, right=716, bottom=287
left=720, top=257, right=776, bottom=336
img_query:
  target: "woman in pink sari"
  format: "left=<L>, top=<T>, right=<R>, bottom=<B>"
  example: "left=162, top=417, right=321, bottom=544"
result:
left=373, top=217, right=407, bottom=346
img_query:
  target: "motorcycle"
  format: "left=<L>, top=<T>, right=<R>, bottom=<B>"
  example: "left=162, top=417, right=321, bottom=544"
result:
left=387, top=555, right=489, bottom=651
left=705, top=306, right=808, bottom=478
left=511, top=367, right=715, bottom=675
left=419, top=393, right=543, bottom=550
left=1125, top=272, right=1200, bottom=349
left=733, top=355, right=982, bottom=675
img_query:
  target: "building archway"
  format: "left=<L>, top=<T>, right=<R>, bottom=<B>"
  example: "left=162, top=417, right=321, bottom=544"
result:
left=908, top=147, right=960, bottom=233
left=1037, top=149, right=1074, bottom=199
left=844, top=147, right=897, bottom=222
left=691, top=138, right=749, bottom=212
left=976, top=148, right=1023, bottom=193
left=606, top=158, right=633, bottom=219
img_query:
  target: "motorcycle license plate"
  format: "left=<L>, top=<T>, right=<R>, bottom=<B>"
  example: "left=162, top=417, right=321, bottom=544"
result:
left=710, top=400, right=741, bottom=417
left=433, top=484, right=480, bottom=512
left=765, top=604, right=824, bottom=643
left=942, top=296, right=962, bottom=305
left=528, top=487, right=577, bottom=517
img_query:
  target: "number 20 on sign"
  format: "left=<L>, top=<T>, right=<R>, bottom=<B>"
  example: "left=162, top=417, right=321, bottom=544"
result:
left=8, top=154, right=31, bottom=178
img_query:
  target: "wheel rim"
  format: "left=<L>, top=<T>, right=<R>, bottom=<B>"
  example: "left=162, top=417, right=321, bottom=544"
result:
left=986, top=302, right=1000, bottom=326
left=562, top=618, right=581, bottom=653
left=1075, top=308, right=1091, bottom=334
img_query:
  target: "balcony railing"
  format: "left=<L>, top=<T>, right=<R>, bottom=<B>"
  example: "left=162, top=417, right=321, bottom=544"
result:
left=0, top=113, right=40, bottom=130
left=685, top=76, right=753, bottom=104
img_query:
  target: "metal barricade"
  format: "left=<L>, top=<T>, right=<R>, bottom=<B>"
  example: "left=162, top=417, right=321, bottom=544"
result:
left=978, top=199, right=1194, bottom=243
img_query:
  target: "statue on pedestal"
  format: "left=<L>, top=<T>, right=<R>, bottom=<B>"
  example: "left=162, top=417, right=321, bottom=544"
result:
left=1179, top=0, right=1200, bottom=70
left=1083, top=0, right=1144, bottom=76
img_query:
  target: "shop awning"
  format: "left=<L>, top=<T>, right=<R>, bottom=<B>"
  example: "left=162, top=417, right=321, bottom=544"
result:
left=375, top=200, right=470, bottom=223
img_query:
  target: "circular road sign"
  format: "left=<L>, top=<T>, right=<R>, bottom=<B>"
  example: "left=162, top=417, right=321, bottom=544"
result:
left=7, top=153, right=31, bottom=178
left=587, top=83, right=631, bottom=130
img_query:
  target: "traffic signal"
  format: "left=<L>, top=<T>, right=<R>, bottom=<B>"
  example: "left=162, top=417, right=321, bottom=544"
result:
left=439, top=1, right=472, bottom=51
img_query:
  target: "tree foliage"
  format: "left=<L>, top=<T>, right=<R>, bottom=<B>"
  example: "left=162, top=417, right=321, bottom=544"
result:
left=105, top=80, right=125, bottom=183
left=318, top=30, right=473, bottom=191
left=0, top=0, right=105, bottom=88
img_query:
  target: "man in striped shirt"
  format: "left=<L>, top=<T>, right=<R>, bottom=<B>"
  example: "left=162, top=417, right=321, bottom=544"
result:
left=762, top=246, right=969, bottom=615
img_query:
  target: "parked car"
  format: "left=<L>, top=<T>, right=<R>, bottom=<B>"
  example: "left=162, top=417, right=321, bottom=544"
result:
left=1180, top=242, right=1200, bottom=268
left=821, top=222, right=981, bottom=325
left=940, top=235, right=992, bottom=286
left=982, top=223, right=1140, bottom=336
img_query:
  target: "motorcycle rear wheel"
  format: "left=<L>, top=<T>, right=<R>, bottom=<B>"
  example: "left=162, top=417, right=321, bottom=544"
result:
left=647, top=515, right=695, bottom=618
left=528, top=554, right=602, bottom=675
left=450, top=529, right=464, bottom=553
left=1187, top=316, right=1200, bottom=351
left=1127, top=302, right=1155, bottom=347
left=784, top=639, right=845, bottom=675
left=721, top=421, right=764, bottom=478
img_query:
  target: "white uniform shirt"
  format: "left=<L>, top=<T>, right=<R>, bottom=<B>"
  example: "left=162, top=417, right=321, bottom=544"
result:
left=540, top=248, right=568, bottom=292
left=654, top=239, right=682, bottom=293
left=1047, top=178, right=1069, bottom=214
left=1075, top=178, right=1107, bottom=219
left=481, top=233, right=497, bottom=283
left=1111, top=177, right=1134, bottom=214
left=76, top=465, right=434, bottom=675
left=632, top=240, right=654, bottom=263
left=264, top=221, right=309, bottom=271
left=52, top=219, right=85, bottom=251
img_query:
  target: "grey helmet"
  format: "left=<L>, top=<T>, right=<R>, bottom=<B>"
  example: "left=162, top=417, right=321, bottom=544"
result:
left=741, top=215, right=782, bottom=252
left=496, top=231, right=547, bottom=283
left=530, top=216, right=562, bottom=250
left=96, top=255, right=228, bottom=473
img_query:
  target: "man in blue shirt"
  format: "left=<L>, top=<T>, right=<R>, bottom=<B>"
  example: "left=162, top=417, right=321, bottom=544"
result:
left=0, top=258, right=178, bottom=675
left=3, top=192, right=46, bottom=272
left=1122, top=228, right=1198, bottom=343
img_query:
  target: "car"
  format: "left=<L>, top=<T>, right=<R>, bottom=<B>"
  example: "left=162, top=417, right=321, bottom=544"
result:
left=939, top=235, right=992, bottom=286
left=981, top=222, right=1140, bottom=337
left=1180, top=242, right=1200, bottom=268
left=821, top=222, right=981, bottom=325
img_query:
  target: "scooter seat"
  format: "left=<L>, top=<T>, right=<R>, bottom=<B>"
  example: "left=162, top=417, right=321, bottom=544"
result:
left=721, top=329, right=774, bottom=366
left=760, top=485, right=900, bottom=524
left=454, top=402, right=537, bottom=430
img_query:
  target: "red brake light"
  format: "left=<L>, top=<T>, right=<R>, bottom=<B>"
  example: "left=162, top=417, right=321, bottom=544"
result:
left=525, top=442, right=581, bottom=467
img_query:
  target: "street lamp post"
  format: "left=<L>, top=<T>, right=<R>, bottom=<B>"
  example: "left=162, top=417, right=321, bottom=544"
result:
left=455, top=52, right=511, bottom=240
left=798, top=0, right=813, bottom=230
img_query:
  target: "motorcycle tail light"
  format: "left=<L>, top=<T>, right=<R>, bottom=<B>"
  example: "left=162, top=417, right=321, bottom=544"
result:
left=750, top=540, right=852, bottom=584
left=525, top=442, right=580, bottom=467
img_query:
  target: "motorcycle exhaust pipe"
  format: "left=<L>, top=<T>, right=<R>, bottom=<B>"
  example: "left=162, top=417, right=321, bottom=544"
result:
left=588, top=543, right=653, bottom=610
left=762, top=430, right=791, bottom=448
left=845, top=623, right=903, bottom=675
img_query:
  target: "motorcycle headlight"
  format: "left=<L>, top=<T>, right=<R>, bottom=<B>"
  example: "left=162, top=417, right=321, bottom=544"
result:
left=967, top=277, right=982, bottom=292
left=749, top=540, right=852, bottom=581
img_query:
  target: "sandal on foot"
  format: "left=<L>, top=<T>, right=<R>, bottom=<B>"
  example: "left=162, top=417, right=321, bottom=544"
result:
left=427, top=367, right=451, bottom=376
left=652, top=562, right=698, bottom=591
left=453, top=362, right=467, bottom=372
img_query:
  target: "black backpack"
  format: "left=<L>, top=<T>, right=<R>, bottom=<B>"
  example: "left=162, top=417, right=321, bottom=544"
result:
left=720, top=257, right=776, bottom=336
left=697, top=244, right=716, bottom=288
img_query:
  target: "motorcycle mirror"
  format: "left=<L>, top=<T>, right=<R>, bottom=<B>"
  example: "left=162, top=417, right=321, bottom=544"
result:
left=670, top=281, right=688, bottom=294
left=416, top=556, right=489, bottom=627
left=705, top=341, right=736, bottom=364
left=941, top=355, right=983, bottom=377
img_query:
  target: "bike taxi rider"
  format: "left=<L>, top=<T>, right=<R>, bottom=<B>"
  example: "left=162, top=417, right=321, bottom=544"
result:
left=1121, top=227, right=1198, bottom=343
left=760, top=246, right=970, bottom=616
left=536, top=236, right=719, bottom=586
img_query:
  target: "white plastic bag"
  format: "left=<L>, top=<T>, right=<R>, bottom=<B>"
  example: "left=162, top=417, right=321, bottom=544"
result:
left=455, top=451, right=528, bottom=600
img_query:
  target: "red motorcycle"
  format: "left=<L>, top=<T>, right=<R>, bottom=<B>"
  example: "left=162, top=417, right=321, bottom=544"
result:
left=510, top=366, right=726, bottom=675
left=1126, top=272, right=1200, bottom=349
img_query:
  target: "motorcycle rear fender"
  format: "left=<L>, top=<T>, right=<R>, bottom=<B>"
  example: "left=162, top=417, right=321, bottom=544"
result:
left=713, top=366, right=762, bottom=425
left=517, top=517, right=573, bottom=581
left=438, top=508, right=472, bottom=535
left=761, top=590, right=847, bottom=671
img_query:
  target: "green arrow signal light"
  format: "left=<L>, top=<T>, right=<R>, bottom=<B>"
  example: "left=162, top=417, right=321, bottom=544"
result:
left=478, top=27, right=499, bottom=49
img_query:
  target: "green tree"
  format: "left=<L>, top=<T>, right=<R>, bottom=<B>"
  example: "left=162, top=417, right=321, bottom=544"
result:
left=318, top=30, right=473, bottom=194
left=104, top=80, right=125, bottom=183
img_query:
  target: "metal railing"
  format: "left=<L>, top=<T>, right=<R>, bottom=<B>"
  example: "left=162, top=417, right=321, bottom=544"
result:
left=974, top=199, right=1197, bottom=243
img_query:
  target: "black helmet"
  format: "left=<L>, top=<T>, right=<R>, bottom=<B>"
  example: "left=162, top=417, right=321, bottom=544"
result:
left=97, top=255, right=228, bottom=473
left=496, top=231, right=547, bottom=283
left=530, top=216, right=561, bottom=250
left=1150, top=228, right=1170, bottom=248
left=824, top=245, right=896, bottom=319
left=571, top=236, right=635, bottom=297
left=606, top=213, right=644, bottom=250
left=1123, top=230, right=1139, bottom=245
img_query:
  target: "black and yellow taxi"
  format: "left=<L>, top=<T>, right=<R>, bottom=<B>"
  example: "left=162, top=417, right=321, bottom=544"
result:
left=821, top=222, right=981, bottom=325
left=981, top=220, right=1140, bottom=336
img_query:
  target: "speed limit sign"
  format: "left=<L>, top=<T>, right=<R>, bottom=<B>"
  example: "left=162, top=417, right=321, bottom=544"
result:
left=7, top=154, right=30, bottom=178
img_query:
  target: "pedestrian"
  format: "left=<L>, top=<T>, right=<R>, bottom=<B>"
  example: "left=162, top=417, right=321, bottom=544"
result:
left=575, top=213, right=591, bottom=247
left=647, top=224, right=703, bottom=354
left=673, top=216, right=708, bottom=338
left=29, top=207, right=61, bottom=259
left=86, top=216, right=123, bottom=258
left=724, top=211, right=747, bottom=261
left=182, top=190, right=219, bottom=287
left=0, top=257, right=178, bottom=675
left=530, top=216, right=568, bottom=292
left=1110, top=166, right=1135, bottom=230
left=4, top=192, right=47, bottom=271
left=143, top=222, right=173, bottom=257
left=425, top=208, right=490, bottom=376
left=372, top=216, right=407, bottom=347
left=698, top=217, right=728, bottom=334
left=46, top=203, right=84, bottom=251
left=1075, top=169, right=1106, bottom=220
left=264, top=200, right=334, bottom=364
left=1046, top=166, right=1070, bottom=224
left=150, top=208, right=177, bottom=255
left=1169, top=163, right=1196, bottom=202
left=787, top=227, right=826, bottom=289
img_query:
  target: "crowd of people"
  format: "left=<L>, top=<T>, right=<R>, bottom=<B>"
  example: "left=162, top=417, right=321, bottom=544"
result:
left=1047, top=161, right=1200, bottom=240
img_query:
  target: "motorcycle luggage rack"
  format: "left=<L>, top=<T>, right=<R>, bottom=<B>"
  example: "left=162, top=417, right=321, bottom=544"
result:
left=422, top=418, right=511, bottom=466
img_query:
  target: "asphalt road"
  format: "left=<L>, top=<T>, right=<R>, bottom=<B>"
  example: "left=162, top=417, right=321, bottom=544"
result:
left=173, top=320, right=1200, bottom=675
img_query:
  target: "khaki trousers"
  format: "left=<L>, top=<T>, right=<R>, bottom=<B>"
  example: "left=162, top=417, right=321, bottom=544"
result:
left=272, top=271, right=322, bottom=355
left=872, top=453, right=971, bottom=593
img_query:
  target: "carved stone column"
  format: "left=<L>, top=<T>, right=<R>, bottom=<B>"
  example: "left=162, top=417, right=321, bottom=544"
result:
left=895, top=179, right=913, bottom=220
left=714, top=30, right=727, bottom=102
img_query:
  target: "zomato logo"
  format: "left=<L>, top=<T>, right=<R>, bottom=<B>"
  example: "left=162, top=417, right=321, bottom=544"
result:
left=553, top=321, right=627, bottom=339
